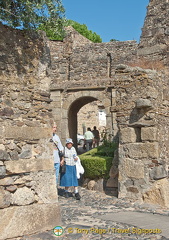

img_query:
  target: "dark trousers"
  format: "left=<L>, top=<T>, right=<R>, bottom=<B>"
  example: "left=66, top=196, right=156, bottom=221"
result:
left=86, top=139, right=93, bottom=151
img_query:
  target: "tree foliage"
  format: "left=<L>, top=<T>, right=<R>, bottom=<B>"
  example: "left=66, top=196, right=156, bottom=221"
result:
left=66, top=20, right=102, bottom=43
left=39, top=19, right=102, bottom=42
left=38, top=16, right=66, bottom=40
left=0, top=0, right=65, bottom=32
left=110, top=38, right=119, bottom=42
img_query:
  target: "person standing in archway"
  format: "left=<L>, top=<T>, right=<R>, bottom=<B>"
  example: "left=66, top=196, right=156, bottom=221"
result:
left=84, top=127, right=94, bottom=151
left=51, top=123, right=64, bottom=186
left=92, top=126, right=100, bottom=148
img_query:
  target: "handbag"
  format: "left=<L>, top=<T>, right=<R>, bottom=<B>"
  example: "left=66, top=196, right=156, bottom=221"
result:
left=50, top=138, right=64, bottom=159
left=58, top=150, right=64, bottom=158
left=60, top=161, right=66, bottom=174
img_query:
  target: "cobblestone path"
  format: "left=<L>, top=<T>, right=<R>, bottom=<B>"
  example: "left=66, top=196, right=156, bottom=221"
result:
left=19, top=186, right=169, bottom=240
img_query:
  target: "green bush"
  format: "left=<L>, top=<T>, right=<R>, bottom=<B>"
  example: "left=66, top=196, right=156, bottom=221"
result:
left=80, top=155, right=112, bottom=179
left=96, top=141, right=117, bottom=157
left=79, top=140, right=118, bottom=179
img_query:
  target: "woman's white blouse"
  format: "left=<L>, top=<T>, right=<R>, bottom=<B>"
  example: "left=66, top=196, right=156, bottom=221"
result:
left=64, top=146, right=77, bottom=166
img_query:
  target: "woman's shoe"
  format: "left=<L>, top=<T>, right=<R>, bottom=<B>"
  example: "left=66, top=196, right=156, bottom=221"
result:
left=64, top=192, right=69, bottom=198
left=75, top=192, right=81, bottom=200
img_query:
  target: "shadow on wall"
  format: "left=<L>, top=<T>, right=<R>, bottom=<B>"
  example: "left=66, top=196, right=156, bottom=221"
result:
left=0, top=23, right=50, bottom=76
left=129, top=98, right=154, bottom=142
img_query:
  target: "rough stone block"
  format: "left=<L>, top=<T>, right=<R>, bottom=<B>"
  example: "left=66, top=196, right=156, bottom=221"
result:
left=52, top=107, right=62, bottom=116
left=143, top=178, right=169, bottom=208
left=50, top=91, right=61, bottom=100
left=26, top=171, right=58, bottom=204
left=102, top=98, right=111, bottom=108
left=141, top=127, right=157, bottom=141
left=0, top=144, right=5, bottom=151
left=109, top=165, right=118, bottom=178
left=4, top=127, right=51, bottom=140
left=0, top=203, right=61, bottom=240
left=93, top=179, right=104, bottom=192
left=87, top=180, right=96, bottom=190
left=0, top=161, right=3, bottom=166
left=0, top=187, right=11, bottom=208
left=11, top=186, right=35, bottom=206
left=124, top=158, right=144, bottom=179
left=120, top=127, right=137, bottom=143
left=0, top=177, right=14, bottom=186
left=5, top=158, right=54, bottom=174
left=149, top=165, right=168, bottom=180
left=127, top=186, right=139, bottom=193
left=0, top=166, right=6, bottom=176
left=135, top=98, right=152, bottom=108
left=106, top=177, right=118, bottom=188
left=126, top=142, right=159, bottom=159
left=0, top=150, right=9, bottom=161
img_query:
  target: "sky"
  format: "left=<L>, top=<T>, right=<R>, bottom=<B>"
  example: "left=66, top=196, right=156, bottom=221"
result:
left=62, top=0, right=150, bottom=43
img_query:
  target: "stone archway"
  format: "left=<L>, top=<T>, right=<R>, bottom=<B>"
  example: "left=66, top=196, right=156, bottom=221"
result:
left=68, top=96, right=98, bottom=149
left=60, top=89, right=113, bottom=148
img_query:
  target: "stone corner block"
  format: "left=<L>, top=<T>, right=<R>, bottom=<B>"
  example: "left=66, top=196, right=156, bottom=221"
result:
left=119, top=127, right=137, bottom=144
left=141, top=127, right=158, bottom=141
left=124, top=158, right=144, bottom=179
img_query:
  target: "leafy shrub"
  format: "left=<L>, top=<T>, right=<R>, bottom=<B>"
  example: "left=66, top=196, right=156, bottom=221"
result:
left=96, top=141, right=117, bottom=157
left=79, top=141, right=117, bottom=179
left=80, top=155, right=112, bottom=179
left=66, top=20, right=102, bottom=43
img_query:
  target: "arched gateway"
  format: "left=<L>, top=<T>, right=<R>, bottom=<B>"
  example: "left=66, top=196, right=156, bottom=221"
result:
left=50, top=86, right=117, bottom=149
left=0, top=1, right=169, bottom=239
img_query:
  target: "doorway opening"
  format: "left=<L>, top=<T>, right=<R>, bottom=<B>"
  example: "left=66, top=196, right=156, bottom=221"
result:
left=68, top=96, right=106, bottom=150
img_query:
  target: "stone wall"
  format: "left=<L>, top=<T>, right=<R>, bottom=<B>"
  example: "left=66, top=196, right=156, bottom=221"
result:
left=77, top=101, right=106, bottom=135
left=0, top=23, right=61, bottom=239
left=48, top=0, right=169, bottom=206
left=0, top=3, right=169, bottom=239
left=138, top=0, right=169, bottom=68
left=112, top=65, right=169, bottom=206
left=49, top=39, right=138, bottom=85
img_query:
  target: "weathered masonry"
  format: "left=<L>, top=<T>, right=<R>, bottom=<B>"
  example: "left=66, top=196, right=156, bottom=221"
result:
left=0, top=0, right=169, bottom=239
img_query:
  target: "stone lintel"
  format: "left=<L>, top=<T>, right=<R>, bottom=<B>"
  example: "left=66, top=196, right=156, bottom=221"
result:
left=5, top=158, right=54, bottom=174
left=4, top=127, right=51, bottom=140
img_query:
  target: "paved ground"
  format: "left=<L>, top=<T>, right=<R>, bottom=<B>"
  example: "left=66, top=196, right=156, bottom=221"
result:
left=18, top=186, right=169, bottom=240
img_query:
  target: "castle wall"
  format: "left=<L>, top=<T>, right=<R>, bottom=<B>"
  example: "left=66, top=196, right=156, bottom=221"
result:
left=138, top=0, right=169, bottom=68
left=112, top=65, right=169, bottom=206
left=0, top=2, right=169, bottom=238
left=48, top=0, right=169, bottom=205
left=0, top=24, right=61, bottom=239
left=49, top=40, right=138, bottom=85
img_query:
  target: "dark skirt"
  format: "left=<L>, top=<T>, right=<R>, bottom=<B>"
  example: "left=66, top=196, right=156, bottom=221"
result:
left=60, top=165, right=78, bottom=187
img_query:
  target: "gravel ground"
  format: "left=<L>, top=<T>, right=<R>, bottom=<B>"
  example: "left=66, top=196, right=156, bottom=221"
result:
left=15, top=186, right=169, bottom=240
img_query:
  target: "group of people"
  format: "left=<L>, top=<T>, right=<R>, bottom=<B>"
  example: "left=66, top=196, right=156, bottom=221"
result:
left=84, top=126, right=100, bottom=151
left=52, top=124, right=83, bottom=200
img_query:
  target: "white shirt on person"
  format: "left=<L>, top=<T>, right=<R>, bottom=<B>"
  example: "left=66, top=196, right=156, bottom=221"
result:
left=84, top=131, right=94, bottom=140
left=52, top=134, right=63, bottom=163
left=64, top=146, right=77, bottom=166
